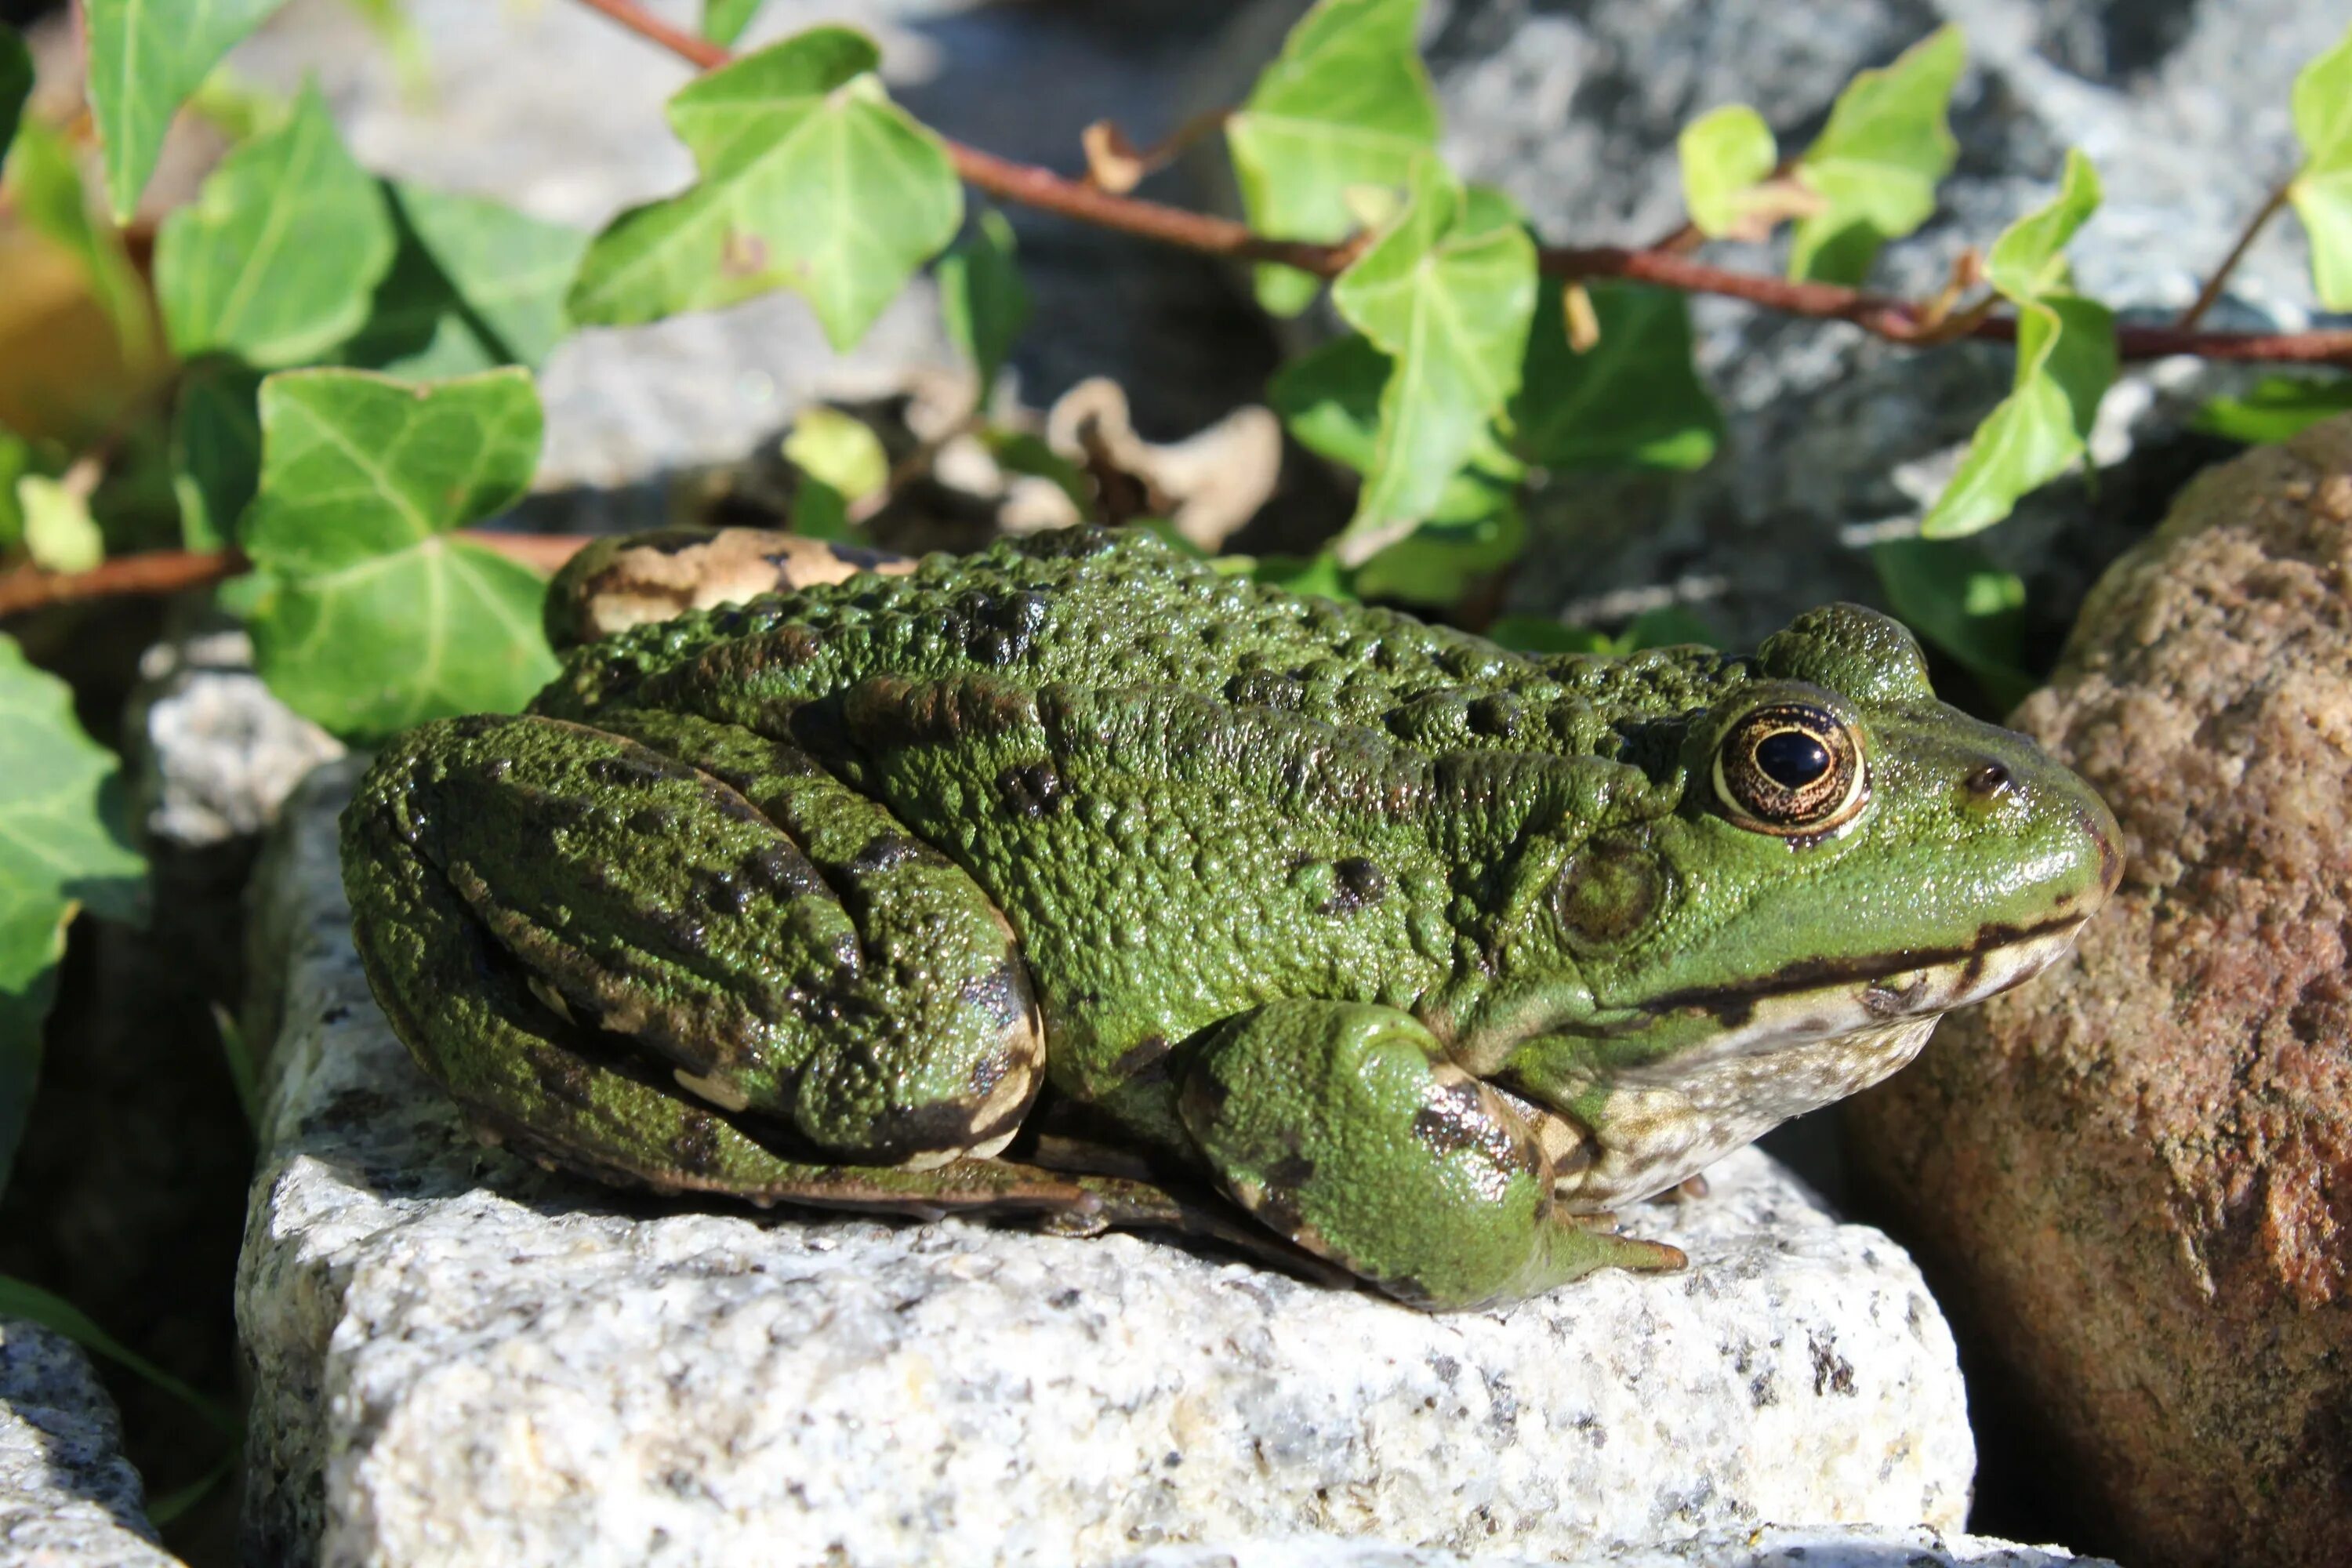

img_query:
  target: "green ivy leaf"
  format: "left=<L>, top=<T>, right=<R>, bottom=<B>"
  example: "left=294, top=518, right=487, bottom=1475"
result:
left=1351, top=503, right=1525, bottom=608
left=1266, top=332, right=1523, bottom=523
left=1925, top=154, right=2113, bottom=539
left=2288, top=23, right=2352, bottom=309
left=2191, top=374, right=2352, bottom=445
left=154, top=85, right=397, bottom=368
left=240, top=368, right=557, bottom=741
left=16, top=477, right=102, bottom=572
left=1924, top=295, right=2114, bottom=539
left=1486, top=615, right=1610, bottom=655
left=782, top=406, right=887, bottom=539
left=5, top=122, right=159, bottom=375
left=171, top=358, right=264, bottom=551
left=938, top=209, right=1029, bottom=393
left=344, top=181, right=590, bottom=378
left=86, top=0, right=292, bottom=220
left=1246, top=551, right=1356, bottom=601
left=1226, top=0, right=1439, bottom=317
left=0, top=635, right=147, bottom=1196
left=704, top=0, right=764, bottom=47
left=0, top=25, right=29, bottom=172
left=1788, top=26, right=1964, bottom=285
left=568, top=27, right=963, bottom=350
left=1330, top=161, right=1537, bottom=562
left=1984, top=147, right=2101, bottom=302
left=1512, top=282, right=1722, bottom=470
left=1872, top=535, right=2033, bottom=709
left=1678, top=105, right=1778, bottom=239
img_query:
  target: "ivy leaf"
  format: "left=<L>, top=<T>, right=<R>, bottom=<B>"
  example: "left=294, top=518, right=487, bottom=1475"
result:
left=1225, top=0, right=1439, bottom=317
left=1925, top=152, right=2113, bottom=539
left=5, top=122, right=159, bottom=373
left=86, top=0, right=292, bottom=220
left=1330, top=161, right=1537, bottom=562
left=1788, top=26, right=1964, bottom=285
left=1350, top=503, right=1525, bottom=608
left=1512, top=281, right=1722, bottom=470
left=1925, top=295, right=2114, bottom=539
left=1678, top=105, right=1778, bottom=239
left=16, top=477, right=102, bottom=572
left=938, top=209, right=1029, bottom=393
left=1267, top=332, right=1523, bottom=524
left=344, top=181, right=590, bottom=378
left=1872, top=535, right=2033, bottom=709
left=782, top=407, right=887, bottom=539
left=171, top=358, right=264, bottom=551
left=154, top=85, right=397, bottom=368
left=568, top=27, right=963, bottom=350
left=1984, top=147, right=2101, bottom=301
left=704, top=0, right=764, bottom=46
left=240, top=369, right=557, bottom=741
left=0, top=635, right=147, bottom=1196
left=2191, top=375, right=2352, bottom=445
left=1, top=25, right=29, bottom=171
left=2288, top=23, right=2352, bottom=309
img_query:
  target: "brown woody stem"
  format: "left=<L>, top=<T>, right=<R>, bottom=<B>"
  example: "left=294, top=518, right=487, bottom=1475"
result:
left=569, top=0, right=2352, bottom=368
left=0, top=534, right=593, bottom=619
left=2175, top=177, right=2297, bottom=331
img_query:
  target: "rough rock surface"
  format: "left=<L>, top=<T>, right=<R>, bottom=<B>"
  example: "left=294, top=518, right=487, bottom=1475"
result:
left=1200, top=0, right=2339, bottom=647
left=0, top=1318, right=179, bottom=1568
left=1846, top=415, right=2352, bottom=1566
left=1115, top=1526, right=2121, bottom=1566
left=241, top=760, right=1974, bottom=1568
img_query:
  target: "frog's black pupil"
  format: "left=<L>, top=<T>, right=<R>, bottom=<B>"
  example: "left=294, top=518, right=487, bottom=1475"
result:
left=1755, top=730, right=1831, bottom=789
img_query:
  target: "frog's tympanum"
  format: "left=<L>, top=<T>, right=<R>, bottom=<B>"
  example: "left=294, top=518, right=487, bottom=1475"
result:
left=341, top=528, right=2120, bottom=1310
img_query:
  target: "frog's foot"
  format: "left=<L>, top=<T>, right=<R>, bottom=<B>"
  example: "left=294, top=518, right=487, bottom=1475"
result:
left=341, top=709, right=1044, bottom=1189
left=1178, top=1001, right=1686, bottom=1312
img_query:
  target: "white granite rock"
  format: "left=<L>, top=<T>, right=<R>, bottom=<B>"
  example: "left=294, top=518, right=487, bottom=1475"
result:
left=0, top=1319, right=180, bottom=1568
left=1115, top=1526, right=2122, bottom=1567
left=239, top=758, right=1977, bottom=1566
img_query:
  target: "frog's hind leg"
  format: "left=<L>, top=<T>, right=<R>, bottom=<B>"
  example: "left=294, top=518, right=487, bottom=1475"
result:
left=340, top=709, right=1045, bottom=1192
left=1178, top=1000, right=1686, bottom=1311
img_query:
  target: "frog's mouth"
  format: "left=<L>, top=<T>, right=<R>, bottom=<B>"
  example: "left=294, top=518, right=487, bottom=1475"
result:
left=1624, top=912, right=2092, bottom=1068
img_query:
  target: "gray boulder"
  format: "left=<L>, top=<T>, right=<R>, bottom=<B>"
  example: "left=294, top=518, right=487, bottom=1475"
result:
left=0, top=1318, right=180, bottom=1568
left=240, top=757, right=1976, bottom=1568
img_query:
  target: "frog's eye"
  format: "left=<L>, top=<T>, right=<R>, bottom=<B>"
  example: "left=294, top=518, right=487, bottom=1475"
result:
left=1712, top=702, right=1867, bottom=837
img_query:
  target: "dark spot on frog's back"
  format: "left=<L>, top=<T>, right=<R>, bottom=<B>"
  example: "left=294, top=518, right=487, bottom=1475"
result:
left=588, top=753, right=676, bottom=793
left=1323, top=857, right=1388, bottom=916
left=743, top=843, right=826, bottom=900
left=823, top=543, right=906, bottom=572
left=530, top=1050, right=598, bottom=1109
left=670, top=1109, right=723, bottom=1174
left=850, top=831, right=945, bottom=876
left=996, top=760, right=1066, bottom=819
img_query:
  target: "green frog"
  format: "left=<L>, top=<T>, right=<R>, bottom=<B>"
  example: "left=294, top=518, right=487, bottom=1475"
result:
left=341, top=526, right=2119, bottom=1310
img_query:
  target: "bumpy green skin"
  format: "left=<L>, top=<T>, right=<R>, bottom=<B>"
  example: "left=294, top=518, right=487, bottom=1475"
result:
left=342, top=527, right=2119, bottom=1310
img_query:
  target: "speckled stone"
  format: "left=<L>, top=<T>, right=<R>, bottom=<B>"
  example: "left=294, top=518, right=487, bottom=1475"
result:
left=1846, top=415, right=2352, bottom=1568
left=0, top=1318, right=179, bottom=1568
left=238, top=759, right=1976, bottom=1567
left=1114, top=1525, right=2122, bottom=1566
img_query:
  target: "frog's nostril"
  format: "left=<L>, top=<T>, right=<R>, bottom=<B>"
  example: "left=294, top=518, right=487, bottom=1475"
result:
left=1963, top=761, right=2011, bottom=799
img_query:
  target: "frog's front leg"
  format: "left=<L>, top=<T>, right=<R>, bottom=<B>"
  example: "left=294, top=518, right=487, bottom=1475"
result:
left=341, top=709, right=1044, bottom=1188
left=1176, top=1001, right=1685, bottom=1310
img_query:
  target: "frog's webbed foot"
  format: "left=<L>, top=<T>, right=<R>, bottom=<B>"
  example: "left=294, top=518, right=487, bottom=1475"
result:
left=341, top=709, right=1046, bottom=1192
left=1178, top=1001, right=1687, bottom=1311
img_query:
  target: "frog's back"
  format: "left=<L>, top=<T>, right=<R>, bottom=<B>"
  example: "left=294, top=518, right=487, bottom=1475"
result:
left=535, top=528, right=1750, bottom=753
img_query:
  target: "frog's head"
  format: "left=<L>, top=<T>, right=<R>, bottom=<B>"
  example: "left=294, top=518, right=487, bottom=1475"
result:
left=1461, top=604, right=2121, bottom=1080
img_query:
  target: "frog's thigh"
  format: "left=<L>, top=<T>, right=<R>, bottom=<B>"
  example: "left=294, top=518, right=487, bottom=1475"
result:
left=1177, top=1001, right=1683, bottom=1311
left=343, top=712, right=1043, bottom=1172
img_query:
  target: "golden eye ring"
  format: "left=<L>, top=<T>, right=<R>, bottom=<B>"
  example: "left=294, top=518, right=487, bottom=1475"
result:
left=1711, top=702, right=1868, bottom=837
